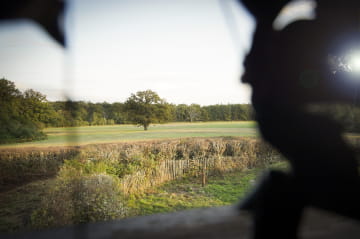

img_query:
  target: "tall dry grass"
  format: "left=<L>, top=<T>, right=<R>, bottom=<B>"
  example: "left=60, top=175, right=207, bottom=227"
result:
left=0, top=148, right=79, bottom=191
left=1, top=138, right=280, bottom=194
left=2, top=137, right=281, bottom=230
left=76, top=137, right=280, bottom=195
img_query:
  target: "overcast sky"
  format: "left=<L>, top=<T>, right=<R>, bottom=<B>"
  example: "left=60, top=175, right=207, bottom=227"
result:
left=0, top=0, right=257, bottom=105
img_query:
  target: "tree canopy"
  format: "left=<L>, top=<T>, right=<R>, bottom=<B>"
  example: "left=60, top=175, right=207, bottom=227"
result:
left=124, top=90, right=172, bottom=130
left=0, top=78, right=51, bottom=143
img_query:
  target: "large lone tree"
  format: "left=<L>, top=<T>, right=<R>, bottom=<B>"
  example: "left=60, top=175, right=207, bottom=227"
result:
left=124, top=90, right=172, bottom=130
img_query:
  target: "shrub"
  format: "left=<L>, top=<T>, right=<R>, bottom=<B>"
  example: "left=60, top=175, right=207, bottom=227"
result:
left=31, top=173, right=128, bottom=229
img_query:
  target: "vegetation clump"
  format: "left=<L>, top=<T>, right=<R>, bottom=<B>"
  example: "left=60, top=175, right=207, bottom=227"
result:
left=31, top=166, right=128, bottom=229
left=0, top=79, right=53, bottom=144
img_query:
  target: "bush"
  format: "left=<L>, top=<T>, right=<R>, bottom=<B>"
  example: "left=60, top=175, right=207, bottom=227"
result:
left=31, top=173, right=128, bottom=229
left=0, top=120, right=47, bottom=144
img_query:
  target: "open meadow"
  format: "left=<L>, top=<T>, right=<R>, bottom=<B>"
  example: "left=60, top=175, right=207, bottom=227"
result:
left=0, top=121, right=258, bottom=148
left=0, top=121, right=283, bottom=233
left=1, top=121, right=360, bottom=233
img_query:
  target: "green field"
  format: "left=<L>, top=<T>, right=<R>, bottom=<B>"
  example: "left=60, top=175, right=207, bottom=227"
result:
left=0, top=121, right=258, bottom=148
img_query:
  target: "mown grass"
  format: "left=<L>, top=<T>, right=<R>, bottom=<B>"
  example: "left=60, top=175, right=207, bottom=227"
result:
left=0, top=122, right=258, bottom=148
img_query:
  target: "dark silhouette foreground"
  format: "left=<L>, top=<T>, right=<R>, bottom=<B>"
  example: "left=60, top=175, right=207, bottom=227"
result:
left=239, top=1, right=360, bottom=238
left=0, top=0, right=65, bottom=46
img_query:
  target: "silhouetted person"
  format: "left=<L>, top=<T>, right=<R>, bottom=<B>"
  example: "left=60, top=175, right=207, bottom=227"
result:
left=239, top=1, right=360, bottom=238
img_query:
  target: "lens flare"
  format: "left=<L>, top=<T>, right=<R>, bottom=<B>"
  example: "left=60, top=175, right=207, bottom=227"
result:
left=348, top=53, right=360, bottom=73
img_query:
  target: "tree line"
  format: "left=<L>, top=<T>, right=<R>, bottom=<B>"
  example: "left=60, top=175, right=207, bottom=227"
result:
left=0, top=79, right=254, bottom=143
left=3, top=78, right=359, bottom=143
left=48, top=96, right=254, bottom=127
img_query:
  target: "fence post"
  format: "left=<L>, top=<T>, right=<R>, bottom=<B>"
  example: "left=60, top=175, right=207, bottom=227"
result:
left=201, top=158, right=207, bottom=187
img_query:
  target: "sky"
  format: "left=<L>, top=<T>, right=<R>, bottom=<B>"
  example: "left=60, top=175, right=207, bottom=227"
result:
left=0, top=0, right=313, bottom=105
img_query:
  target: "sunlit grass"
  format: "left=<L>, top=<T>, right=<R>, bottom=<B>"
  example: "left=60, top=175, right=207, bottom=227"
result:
left=126, top=170, right=259, bottom=215
left=0, top=121, right=258, bottom=148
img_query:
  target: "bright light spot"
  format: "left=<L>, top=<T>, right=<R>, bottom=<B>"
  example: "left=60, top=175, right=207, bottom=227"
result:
left=348, top=53, right=360, bottom=74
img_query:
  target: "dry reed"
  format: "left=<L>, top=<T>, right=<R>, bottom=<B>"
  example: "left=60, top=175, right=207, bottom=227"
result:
left=1, top=137, right=280, bottom=194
